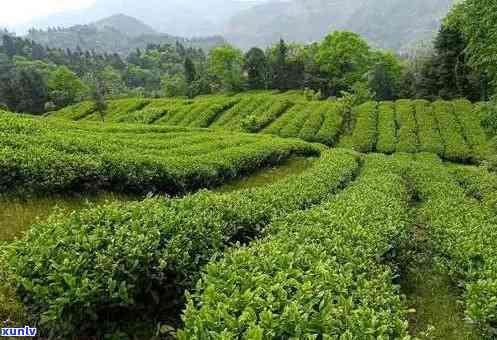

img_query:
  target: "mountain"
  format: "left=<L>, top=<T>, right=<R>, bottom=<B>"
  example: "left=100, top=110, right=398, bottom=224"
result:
left=225, top=0, right=455, bottom=51
left=18, top=0, right=455, bottom=52
left=26, top=15, right=226, bottom=55
left=92, top=14, right=157, bottom=37
left=16, top=0, right=264, bottom=38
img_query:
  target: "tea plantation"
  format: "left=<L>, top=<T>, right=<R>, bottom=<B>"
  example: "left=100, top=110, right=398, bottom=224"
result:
left=2, top=93, right=497, bottom=338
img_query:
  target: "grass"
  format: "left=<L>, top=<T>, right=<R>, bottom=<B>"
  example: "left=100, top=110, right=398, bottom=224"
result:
left=401, top=225, right=482, bottom=340
left=0, top=193, right=136, bottom=242
left=214, top=156, right=316, bottom=193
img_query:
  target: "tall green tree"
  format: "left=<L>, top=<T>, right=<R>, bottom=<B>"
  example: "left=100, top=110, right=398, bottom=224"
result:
left=457, top=0, right=497, bottom=90
left=271, top=39, right=288, bottom=90
left=244, top=47, right=267, bottom=90
left=368, top=51, right=402, bottom=101
left=208, top=45, right=245, bottom=92
left=315, top=31, right=372, bottom=96
left=48, top=66, right=87, bottom=107
left=184, top=57, right=196, bottom=84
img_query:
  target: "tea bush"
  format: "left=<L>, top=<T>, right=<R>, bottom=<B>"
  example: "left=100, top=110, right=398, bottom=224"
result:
left=0, top=115, right=320, bottom=195
left=7, top=149, right=359, bottom=336
left=179, top=153, right=411, bottom=339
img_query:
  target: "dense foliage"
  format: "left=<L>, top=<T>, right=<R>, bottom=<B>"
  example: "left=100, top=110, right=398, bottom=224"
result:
left=0, top=112, right=319, bottom=195
left=48, top=92, right=493, bottom=161
left=6, top=149, right=359, bottom=336
left=179, top=154, right=411, bottom=338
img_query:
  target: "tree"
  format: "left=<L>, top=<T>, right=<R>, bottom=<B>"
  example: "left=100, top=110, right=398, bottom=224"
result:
left=271, top=39, right=288, bottom=90
left=315, top=31, right=372, bottom=96
left=98, top=66, right=126, bottom=97
left=3, top=68, right=49, bottom=113
left=368, top=51, right=403, bottom=101
left=48, top=66, right=87, bottom=107
left=456, top=0, right=497, bottom=90
left=431, top=22, right=482, bottom=100
left=2, top=35, right=16, bottom=59
left=244, top=47, right=267, bottom=90
left=208, top=45, right=245, bottom=92
left=90, top=76, right=107, bottom=122
left=161, top=74, right=187, bottom=97
left=184, top=57, right=196, bottom=84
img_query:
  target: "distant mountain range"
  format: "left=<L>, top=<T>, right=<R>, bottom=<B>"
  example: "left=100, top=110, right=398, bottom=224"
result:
left=225, top=0, right=455, bottom=51
left=25, top=14, right=226, bottom=55
left=16, top=0, right=455, bottom=53
left=16, top=0, right=263, bottom=38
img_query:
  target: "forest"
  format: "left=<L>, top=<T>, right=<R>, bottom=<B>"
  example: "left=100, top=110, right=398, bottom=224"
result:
left=2, top=0, right=497, bottom=339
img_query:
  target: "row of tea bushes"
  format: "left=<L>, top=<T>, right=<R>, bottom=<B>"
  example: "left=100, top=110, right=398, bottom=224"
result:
left=338, top=101, right=378, bottom=152
left=395, top=100, right=418, bottom=153
left=47, top=95, right=492, bottom=163
left=6, top=149, right=360, bottom=336
left=0, top=114, right=320, bottom=195
left=375, top=101, right=397, bottom=154
left=413, top=99, right=444, bottom=155
left=179, top=153, right=411, bottom=339
left=405, top=153, right=497, bottom=332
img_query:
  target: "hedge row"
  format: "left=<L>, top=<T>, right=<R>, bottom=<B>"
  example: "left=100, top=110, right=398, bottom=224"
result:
left=116, top=99, right=183, bottom=124
left=413, top=99, right=444, bottom=156
left=452, top=99, right=492, bottom=162
left=448, top=163, right=497, bottom=209
left=375, top=101, right=397, bottom=154
left=0, top=115, right=321, bottom=195
left=47, top=100, right=96, bottom=121
left=247, top=98, right=294, bottom=132
left=264, top=103, right=309, bottom=136
left=395, top=99, right=418, bottom=153
left=433, top=101, right=471, bottom=162
left=338, top=101, right=378, bottom=152
left=298, top=102, right=326, bottom=142
left=212, top=95, right=269, bottom=129
left=405, top=153, right=497, bottom=332
left=7, top=149, right=360, bottom=336
left=313, top=102, right=344, bottom=146
left=84, top=98, right=151, bottom=122
left=179, top=153, right=411, bottom=339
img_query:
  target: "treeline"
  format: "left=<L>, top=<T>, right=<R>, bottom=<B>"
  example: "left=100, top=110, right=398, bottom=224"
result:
left=1, top=0, right=496, bottom=114
left=0, top=35, right=208, bottom=113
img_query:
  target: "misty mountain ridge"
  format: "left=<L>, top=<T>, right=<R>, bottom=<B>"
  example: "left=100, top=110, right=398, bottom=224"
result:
left=17, top=0, right=456, bottom=52
left=25, top=14, right=226, bottom=55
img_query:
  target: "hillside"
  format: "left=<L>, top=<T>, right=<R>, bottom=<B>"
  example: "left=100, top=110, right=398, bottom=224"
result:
left=48, top=92, right=493, bottom=163
left=225, top=0, right=455, bottom=50
left=16, top=0, right=455, bottom=51
left=92, top=14, right=157, bottom=37
left=4, top=92, right=497, bottom=338
left=25, top=14, right=226, bottom=54
left=16, top=0, right=263, bottom=38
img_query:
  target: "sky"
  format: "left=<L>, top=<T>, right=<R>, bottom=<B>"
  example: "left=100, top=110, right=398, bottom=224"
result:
left=0, top=0, right=95, bottom=26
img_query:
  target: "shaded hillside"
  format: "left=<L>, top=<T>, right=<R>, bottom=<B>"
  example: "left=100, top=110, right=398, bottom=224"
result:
left=17, top=0, right=263, bottom=38
left=26, top=14, right=226, bottom=54
left=225, top=0, right=454, bottom=50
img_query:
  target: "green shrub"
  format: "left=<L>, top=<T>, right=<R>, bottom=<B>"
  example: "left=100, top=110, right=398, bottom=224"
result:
left=414, top=99, right=444, bottom=156
left=404, top=153, right=497, bottom=332
left=338, top=101, right=378, bottom=152
left=376, top=101, right=397, bottom=153
left=433, top=100, right=471, bottom=162
left=395, top=99, right=418, bottom=153
left=0, top=115, right=320, bottom=195
left=7, top=149, right=359, bottom=336
left=179, top=153, right=411, bottom=339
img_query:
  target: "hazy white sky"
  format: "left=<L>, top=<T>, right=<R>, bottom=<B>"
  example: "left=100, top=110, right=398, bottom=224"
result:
left=0, top=0, right=95, bottom=26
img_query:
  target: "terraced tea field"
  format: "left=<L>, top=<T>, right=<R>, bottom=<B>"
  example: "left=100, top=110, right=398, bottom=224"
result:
left=48, top=93, right=493, bottom=163
left=2, top=95, right=497, bottom=339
